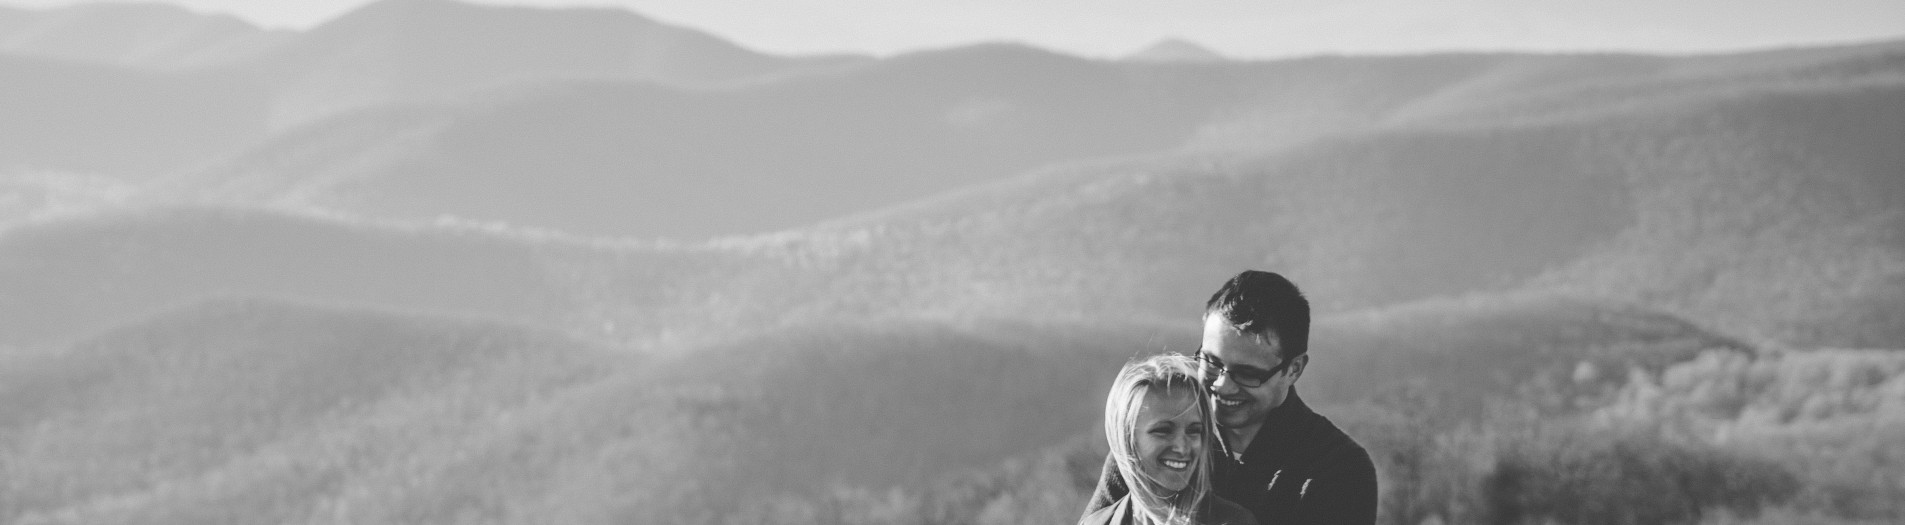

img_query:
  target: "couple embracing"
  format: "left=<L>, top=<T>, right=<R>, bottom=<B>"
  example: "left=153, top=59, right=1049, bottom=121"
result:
left=1080, top=271, right=1378, bottom=525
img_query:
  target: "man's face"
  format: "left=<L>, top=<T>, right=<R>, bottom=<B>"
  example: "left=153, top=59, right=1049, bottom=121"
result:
left=1199, top=314, right=1303, bottom=432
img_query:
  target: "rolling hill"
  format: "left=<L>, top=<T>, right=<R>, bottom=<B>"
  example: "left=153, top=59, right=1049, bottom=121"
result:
left=241, top=0, right=867, bottom=129
left=0, top=207, right=594, bottom=349
left=154, top=48, right=1575, bottom=238
left=0, top=2, right=288, bottom=70
left=0, top=298, right=631, bottom=524
left=0, top=8, right=1900, bottom=522
left=0, top=287, right=1751, bottom=523
left=0, top=0, right=866, bottom=183
left=14, top=49, right=1902, bottom=349
left=0, top=296, right=1174, bottom=523
left=0, top=53, right=270, bottom=179
left=782, top=50, right=1905, bottom=348
left=154, top=39, right=1905, bottom=243
left=0, top=205, right=844, bottom=354
left=159, top=43, right=1261, bottom=238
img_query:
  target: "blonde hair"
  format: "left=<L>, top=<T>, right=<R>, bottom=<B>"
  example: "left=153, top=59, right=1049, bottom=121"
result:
left=1104, top=353, right=1216, bottom=525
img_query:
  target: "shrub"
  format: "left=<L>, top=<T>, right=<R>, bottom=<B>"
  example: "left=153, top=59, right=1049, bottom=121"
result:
left=1478, top=426, right=1798, bottom=525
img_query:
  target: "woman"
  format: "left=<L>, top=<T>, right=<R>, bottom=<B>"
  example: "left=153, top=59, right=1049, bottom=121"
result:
left=1081, top=354, right=1259, bottom=525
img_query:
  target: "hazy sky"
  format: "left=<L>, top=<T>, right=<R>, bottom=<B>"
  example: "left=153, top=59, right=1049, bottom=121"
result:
left=6, top=0, right=1905, bottom=58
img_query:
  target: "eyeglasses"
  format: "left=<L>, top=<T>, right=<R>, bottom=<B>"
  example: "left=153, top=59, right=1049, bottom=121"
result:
left=1196, top=351, right=1294, bottom=388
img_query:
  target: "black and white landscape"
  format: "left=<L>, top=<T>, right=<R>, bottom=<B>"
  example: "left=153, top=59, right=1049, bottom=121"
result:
left=1, top=1, right=1902, bottom=524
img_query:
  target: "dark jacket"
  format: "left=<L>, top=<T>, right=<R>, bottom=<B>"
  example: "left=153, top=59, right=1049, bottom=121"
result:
left=1084, top=390, right=1377, bottom=525
left=1077, top=494, right=1260, bottom=525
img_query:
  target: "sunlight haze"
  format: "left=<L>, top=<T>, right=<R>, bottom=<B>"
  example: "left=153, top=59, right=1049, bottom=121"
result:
left=3, top=0, right=1903, bottom=521
left=3, top=0, right=1903, bottom=57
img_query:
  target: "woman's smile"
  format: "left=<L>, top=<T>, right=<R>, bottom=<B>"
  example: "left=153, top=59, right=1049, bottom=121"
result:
left=1136, top=389, right=1205, bottom=492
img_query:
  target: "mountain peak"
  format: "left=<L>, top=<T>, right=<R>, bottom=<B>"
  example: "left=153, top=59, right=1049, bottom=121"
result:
left=325, top=0, right=656, bottom=25
left=1125, top=38, right=1227, bottom=62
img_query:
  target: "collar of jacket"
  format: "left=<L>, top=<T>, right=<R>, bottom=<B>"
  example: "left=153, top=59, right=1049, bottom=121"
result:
left=1220, top=387, right=1312, bottom=464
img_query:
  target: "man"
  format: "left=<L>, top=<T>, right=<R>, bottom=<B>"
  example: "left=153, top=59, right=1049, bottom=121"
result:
left=1084, top=270, right=1377, bottom=524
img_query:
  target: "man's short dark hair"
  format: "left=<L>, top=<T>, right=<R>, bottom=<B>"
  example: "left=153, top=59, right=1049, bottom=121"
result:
left=1204, top=270, right=1310, bottom=360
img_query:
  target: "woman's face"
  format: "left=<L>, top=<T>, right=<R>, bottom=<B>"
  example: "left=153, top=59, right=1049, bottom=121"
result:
left=1134, top=387, right=1205, bottom=493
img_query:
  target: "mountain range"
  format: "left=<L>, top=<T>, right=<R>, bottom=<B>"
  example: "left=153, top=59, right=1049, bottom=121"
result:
left=0, top=1, right=287, bottom=70
left=0, top=0, right=1901, bottom=523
